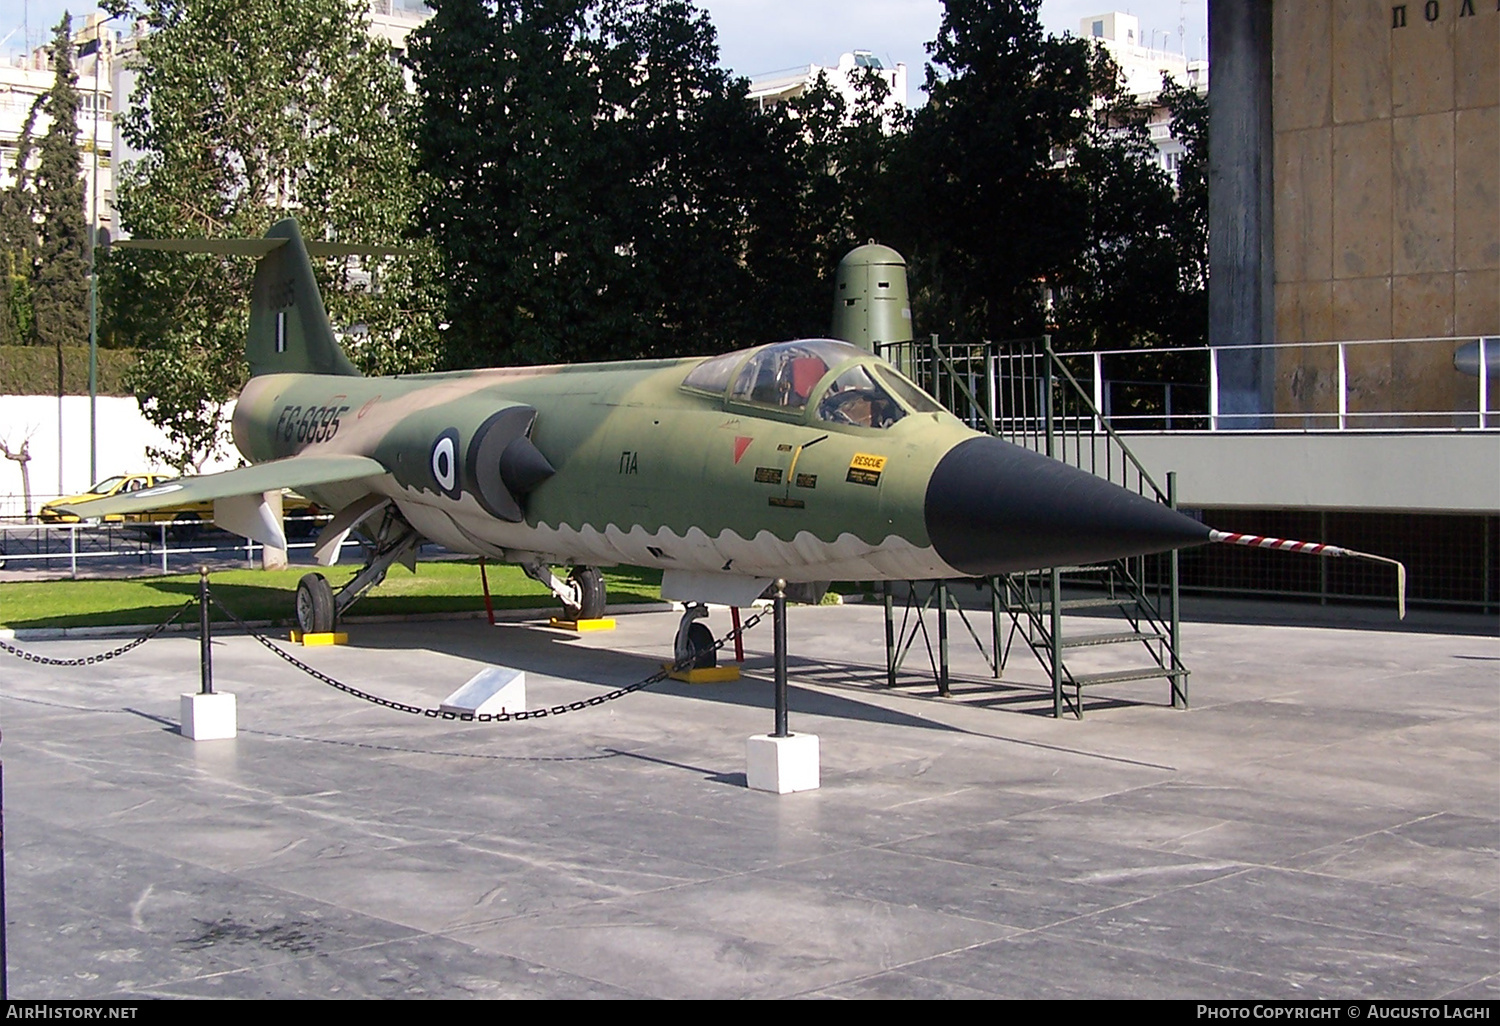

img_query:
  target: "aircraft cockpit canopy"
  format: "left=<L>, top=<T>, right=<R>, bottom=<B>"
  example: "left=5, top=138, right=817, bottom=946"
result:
left=681, top=338, right=946, bottom=429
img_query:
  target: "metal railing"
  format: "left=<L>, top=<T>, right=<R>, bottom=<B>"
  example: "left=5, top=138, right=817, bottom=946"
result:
left=1050, top=335, right=1497, bottom=432
left=875, top=335, right=1188, bottom=717
left=0, top=515, right=346, bottom=578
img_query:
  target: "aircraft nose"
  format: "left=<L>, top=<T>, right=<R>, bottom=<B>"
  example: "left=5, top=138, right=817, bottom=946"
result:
left=923, top=435, right=1212, bottom=576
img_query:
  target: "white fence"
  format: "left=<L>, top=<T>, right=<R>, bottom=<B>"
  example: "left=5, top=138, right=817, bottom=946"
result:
left=0, top=515, right=347, bottom=578
left=1057, top=335, right=1497, bottom=431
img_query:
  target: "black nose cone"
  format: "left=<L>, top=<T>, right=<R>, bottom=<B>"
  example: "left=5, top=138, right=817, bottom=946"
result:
left=924, top=436, right=1211, bottom=576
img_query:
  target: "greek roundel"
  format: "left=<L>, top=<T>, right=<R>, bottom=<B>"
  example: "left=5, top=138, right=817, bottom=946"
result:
left=431, top=429, right=461, bottom=499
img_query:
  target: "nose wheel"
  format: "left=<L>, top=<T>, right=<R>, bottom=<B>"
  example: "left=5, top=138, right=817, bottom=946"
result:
left=674, top=603, right=716, bottom=669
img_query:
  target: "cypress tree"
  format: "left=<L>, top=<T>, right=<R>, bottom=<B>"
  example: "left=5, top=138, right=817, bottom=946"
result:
left=0, top=97, right=42, bottom=346
left=31, top=14, right=89, bottom=356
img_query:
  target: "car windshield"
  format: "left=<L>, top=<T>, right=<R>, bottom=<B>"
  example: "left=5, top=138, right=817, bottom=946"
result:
left=90, top=476, right=127, bottom=494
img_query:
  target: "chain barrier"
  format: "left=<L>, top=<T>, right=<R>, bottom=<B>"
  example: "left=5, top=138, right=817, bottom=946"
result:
left=0, top=599, right=196, bottom=667
left=209, top=588, right=766, bottom=724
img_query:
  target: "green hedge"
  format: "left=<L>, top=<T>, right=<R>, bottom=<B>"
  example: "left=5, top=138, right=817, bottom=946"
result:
left=0, top=346, right=138, bottom=396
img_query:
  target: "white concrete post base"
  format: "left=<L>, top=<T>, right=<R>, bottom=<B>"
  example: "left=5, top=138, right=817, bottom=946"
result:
left=181, top=692, right=237, bottom=741
left=746, top=733, right=820, bottom=793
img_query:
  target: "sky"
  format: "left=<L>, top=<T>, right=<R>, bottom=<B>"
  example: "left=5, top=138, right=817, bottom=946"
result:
left=1, top=1, right=1210, bottom=82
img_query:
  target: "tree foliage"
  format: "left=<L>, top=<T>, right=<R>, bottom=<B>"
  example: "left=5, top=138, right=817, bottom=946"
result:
left=410, top=0, right=798, bottom=367
left=886, top=0, right=1107, bottom=343
left=1161, top=73, right=1209, bottom=334
left=0, top=96, right=41, bottom=347
left=102, top=0, right=438, bottom=470
left=411, top=0, right=1210, bottom=367
left=31, top=15, right=90, bottom=357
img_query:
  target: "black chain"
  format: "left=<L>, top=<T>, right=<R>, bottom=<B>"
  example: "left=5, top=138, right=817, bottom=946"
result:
left=209, top=588, right=765, bottom=724
left=0, top=599, right=196, bottom=666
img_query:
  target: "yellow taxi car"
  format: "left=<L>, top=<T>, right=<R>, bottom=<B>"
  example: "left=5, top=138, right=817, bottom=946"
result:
left=40, top=474, right=210, bottom=526
left=41, top=474, right=324, bottom=539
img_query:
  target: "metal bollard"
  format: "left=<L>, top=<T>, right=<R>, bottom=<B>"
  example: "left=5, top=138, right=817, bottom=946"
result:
left=772, top=579, right=788, bottom=738
left=198, top=566, right=213, bottom=695
left=1, top=740, right=7, bottom=1000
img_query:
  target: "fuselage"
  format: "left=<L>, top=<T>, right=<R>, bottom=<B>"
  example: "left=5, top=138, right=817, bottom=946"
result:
left=231, top=337, right=1212, bottom=595
left=233, top=340, right=977, bottom=584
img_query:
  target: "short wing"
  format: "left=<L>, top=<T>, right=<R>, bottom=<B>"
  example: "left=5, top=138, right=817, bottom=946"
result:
left=55, top=455, right=386, bottom=519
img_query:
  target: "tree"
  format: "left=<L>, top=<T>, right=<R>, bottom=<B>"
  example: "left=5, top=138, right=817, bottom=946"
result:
left=102, top=0, right=438, bottom=471
left=0, top=96, right=42, bottom=346
left=409, top=0, right=779, bottom=367
left=1048, top=78, right=1185, bottom=351
left=31, top=15, right=90, bottom=355
left=749, top=66, right=909, bottom=338
left=889, top=0, right=1107, bottom=344
left=1160, top=74, right=1209, bottom=341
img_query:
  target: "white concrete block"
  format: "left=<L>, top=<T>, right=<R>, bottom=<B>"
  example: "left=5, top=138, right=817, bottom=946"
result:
left=181, top=692, right=237, bottom=741
left=441, top=666, right=526, bottom=717
left=745, top=733, right=820, bottom=794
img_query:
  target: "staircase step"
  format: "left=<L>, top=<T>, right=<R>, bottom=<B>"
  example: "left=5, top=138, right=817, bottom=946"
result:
left=1054, top=596, right=1127, bottom=610
left=1060, top=630, right=1163, bottom=649
left=1071, top=666, right=1181, bottom=688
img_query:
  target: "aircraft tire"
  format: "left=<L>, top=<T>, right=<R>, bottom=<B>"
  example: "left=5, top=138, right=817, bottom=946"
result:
left=564, top=566, right=606, bottom=621
left=170, top=511, right=201, bottom=542
left=296, top=572, right=336, bottom=635
left=685, top=621, right=716, bottom=670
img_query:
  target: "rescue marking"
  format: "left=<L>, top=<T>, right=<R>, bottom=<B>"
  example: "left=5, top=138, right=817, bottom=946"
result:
left=754, top=467, right=782, bottom=485
left=846, top=452, right=887, bottom=486
left=795, top=473, right=817, bottom=489
left=733, top=436, right=753, bottom=464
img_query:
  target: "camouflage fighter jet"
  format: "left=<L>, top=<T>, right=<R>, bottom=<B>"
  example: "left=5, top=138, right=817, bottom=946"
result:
left=61, top=220, right=1292, bottom=662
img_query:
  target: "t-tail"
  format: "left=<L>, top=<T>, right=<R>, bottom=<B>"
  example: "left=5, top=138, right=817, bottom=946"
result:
left=246, top=219, right=360, bottom=378
left=114, top=218, right=405, bottom=378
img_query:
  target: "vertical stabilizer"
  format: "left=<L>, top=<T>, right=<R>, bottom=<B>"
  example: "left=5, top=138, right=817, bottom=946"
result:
left=248, top=220, right=361, bottom=378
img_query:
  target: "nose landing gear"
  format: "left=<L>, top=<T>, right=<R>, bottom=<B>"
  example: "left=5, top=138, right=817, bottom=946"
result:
left=673, top=602, right=716, bottom=669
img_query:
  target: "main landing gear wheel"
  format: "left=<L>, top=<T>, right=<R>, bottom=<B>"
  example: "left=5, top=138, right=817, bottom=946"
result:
left=562, top=566, right=606, bottom=621
left=673, top=605, right=717, bottom=670
left=170, top=511, right=201, bottom=542
left=296, top=572, right=336, bottom=635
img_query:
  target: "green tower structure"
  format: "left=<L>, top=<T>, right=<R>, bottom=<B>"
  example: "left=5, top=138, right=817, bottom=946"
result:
left=830, top=243, right=913, bottom=352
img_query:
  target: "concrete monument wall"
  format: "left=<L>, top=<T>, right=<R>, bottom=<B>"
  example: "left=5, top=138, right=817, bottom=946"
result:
left=1272, top=0, right=1498, bottom=422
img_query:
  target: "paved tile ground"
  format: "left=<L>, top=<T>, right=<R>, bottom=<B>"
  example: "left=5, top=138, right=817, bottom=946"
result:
left=0, top=598, right=1494, bottom=999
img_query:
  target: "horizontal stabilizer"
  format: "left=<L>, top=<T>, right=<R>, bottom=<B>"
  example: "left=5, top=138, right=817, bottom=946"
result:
left=56, top=455, right=387, bottom=518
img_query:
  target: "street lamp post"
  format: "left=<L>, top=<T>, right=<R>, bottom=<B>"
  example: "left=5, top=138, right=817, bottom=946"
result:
left=87, top=19, right=103, bottom=486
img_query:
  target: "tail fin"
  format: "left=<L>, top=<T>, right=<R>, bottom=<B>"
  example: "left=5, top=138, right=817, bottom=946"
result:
left=247, top=219, right=360, bottom=377
left=115, top=218, right=409, bottom=378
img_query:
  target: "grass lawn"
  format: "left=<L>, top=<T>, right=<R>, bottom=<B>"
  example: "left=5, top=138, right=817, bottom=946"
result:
left=0, top=561, right=665, bottom=630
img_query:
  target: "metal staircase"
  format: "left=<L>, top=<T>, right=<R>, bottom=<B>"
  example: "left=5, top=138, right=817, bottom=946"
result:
left=876, top=336, right=1187, bottom=718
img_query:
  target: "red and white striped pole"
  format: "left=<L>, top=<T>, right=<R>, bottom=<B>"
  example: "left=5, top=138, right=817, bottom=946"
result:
left=1209, top=530, right=1407, bottom=619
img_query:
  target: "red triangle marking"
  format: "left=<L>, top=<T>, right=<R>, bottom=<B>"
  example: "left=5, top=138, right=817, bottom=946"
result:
left=733, top=436, right=753, bottom=464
